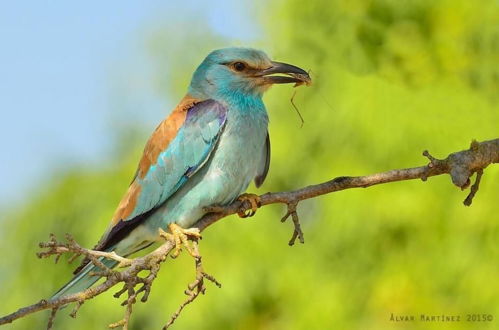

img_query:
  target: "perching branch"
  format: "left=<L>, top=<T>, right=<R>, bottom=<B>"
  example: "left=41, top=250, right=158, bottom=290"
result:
left=1, top=138, right=498, bottom=329
left=200, top=138, right=499, bottom=243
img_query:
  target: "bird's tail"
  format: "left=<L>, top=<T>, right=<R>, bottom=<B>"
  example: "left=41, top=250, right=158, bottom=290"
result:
left=50, top=257, right=118, bottom=301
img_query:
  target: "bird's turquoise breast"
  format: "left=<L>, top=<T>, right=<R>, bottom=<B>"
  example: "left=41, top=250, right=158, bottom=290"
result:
left=146, top=95, right=268, bottom=231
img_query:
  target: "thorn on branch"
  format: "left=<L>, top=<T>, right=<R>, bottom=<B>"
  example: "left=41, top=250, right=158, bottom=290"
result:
left=463, top=169, right=483, bottom=206
left=281, top=202, right=305, bottom=246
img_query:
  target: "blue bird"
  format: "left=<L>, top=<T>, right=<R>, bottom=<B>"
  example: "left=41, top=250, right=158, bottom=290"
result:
left=52, top=47, right=311, bottom=299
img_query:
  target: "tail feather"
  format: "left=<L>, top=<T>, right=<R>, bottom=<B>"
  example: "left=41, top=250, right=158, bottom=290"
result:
left=51, top=257, right=118, bottom=301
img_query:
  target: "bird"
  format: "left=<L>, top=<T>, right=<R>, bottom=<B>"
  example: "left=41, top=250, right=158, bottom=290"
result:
left=51, top=47, right=311, bottom=300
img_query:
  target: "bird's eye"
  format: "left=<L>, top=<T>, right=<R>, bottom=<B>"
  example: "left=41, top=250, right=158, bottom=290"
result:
left=232, top=62, right=246, bottom=72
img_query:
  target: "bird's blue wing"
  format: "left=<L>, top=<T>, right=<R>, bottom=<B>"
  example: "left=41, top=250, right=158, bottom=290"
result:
left=97, top=98, right=227, bottom=250
left=131, top=99, right=226, bottom=218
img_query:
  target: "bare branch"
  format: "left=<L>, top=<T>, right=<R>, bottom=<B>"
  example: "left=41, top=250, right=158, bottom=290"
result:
left=0, top=238, right=177, bottom=329
left=38, top=233, right=133, bottom=268
left=0, top=138, right=498, bottom=329
left=195, top=138, right=499, bottom=235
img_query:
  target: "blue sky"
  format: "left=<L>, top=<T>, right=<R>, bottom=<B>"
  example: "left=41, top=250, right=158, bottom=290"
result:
left=0, top=1, right=258, bottom=207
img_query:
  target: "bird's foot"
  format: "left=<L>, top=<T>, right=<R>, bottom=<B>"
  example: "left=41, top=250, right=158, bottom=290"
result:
left=236, top=193, right=261, bottom=218
left=159, top=224, right=202, bottom=259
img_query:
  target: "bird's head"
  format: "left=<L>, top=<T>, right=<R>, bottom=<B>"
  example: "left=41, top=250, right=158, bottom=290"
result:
left=188, top=47, right=311, bottom=99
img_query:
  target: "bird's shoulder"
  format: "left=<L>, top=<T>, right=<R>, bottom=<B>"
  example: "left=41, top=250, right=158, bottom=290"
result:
left=137, top=95, right=200, bottom=179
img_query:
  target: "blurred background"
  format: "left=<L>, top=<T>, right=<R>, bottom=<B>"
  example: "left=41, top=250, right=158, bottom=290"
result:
left=1, top=0, right=498, bottom=329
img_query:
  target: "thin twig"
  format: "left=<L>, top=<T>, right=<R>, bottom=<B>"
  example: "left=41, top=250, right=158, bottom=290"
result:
left=281, top=201, right=304, bottom=245
left=46, top=307, right=58, bottom=330
left=163, top=241, right=221, bottom=329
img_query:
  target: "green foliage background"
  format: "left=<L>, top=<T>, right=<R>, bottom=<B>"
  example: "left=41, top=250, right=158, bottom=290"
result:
left=1, top=0, right=498, bottom=329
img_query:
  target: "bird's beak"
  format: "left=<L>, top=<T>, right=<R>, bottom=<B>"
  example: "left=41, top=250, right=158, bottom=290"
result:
left=256, top=61, right=312, bottom=86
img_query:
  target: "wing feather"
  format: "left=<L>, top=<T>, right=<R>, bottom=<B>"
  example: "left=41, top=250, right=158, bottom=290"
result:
left=94, top=97, right=227, bottom=252
left=254, top=132, right=271, bottom=188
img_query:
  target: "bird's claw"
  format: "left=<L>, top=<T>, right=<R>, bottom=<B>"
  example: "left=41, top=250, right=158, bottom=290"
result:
left=236, top=193, right=261, bottom=218
left=159, top=224, right=201, bottom=259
